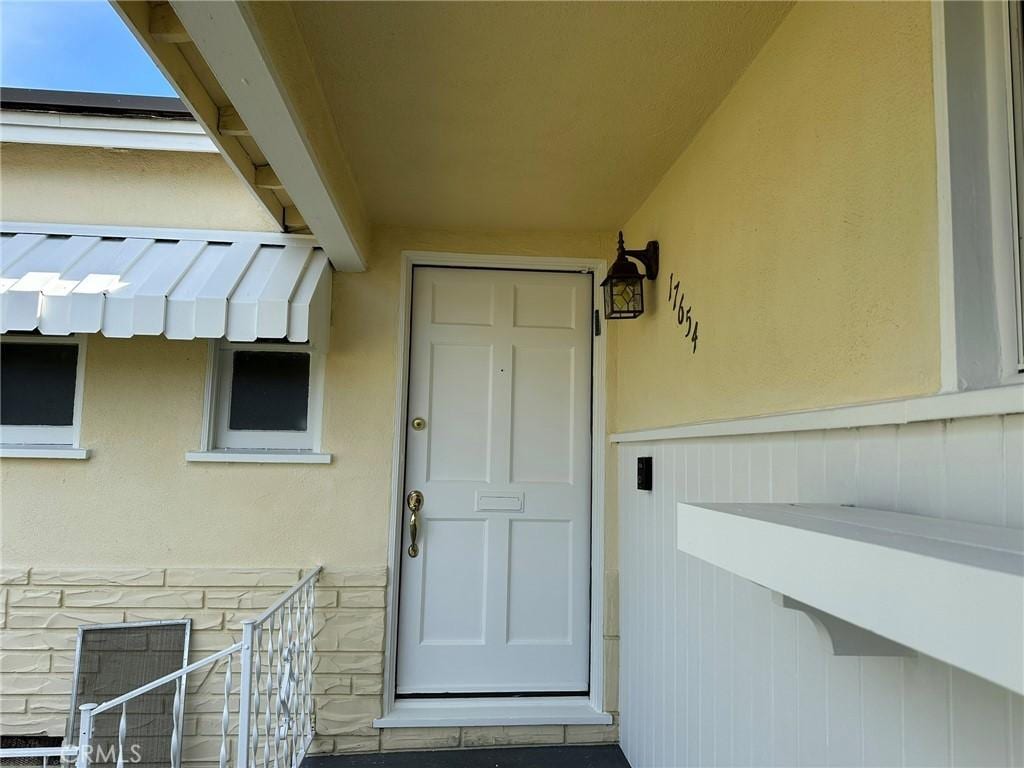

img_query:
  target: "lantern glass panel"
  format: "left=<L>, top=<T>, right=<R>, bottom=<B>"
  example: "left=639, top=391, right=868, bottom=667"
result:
left=603, top=274, right=644, bottom=319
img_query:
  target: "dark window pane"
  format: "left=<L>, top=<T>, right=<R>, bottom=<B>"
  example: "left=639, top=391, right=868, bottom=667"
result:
left=229, top=350, right=310, bottom=431
left=0, top=342, right=78, bottom=426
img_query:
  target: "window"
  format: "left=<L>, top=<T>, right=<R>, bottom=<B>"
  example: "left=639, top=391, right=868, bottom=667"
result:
left=201, top=339, right=325, bottom=454
left=0, top=334, right=85, bottom=448
left=1009, top=1, right=1024, bottom=370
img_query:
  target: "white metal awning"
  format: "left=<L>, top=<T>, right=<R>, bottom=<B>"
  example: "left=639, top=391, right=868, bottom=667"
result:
left=0, top=223, right=332, bottom=343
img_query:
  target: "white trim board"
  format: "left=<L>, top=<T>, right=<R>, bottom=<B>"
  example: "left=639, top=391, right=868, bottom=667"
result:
left=169, top=0, right=365, bottom=272
left=932, top=1, right=1024, bottom=387
left=1, top=221, right=317, bottom=247
left=380, top=249, right=610, bottom=725
left=0, top=110, right=217, bottom=153
left=110, top=0, right=286, bottom=231
left=611, top=383, right=1024, bottom=444
left=374, top=696, right=612, bottom=729
left=931, top=2, right=960, bottom=393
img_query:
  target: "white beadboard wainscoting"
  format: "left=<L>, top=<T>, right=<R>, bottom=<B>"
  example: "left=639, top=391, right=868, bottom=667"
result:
left=616, top=412, right=1024, bottom=768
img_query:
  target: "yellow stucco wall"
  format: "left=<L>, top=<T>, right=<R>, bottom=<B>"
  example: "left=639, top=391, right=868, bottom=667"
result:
left=1, top=1, right=939, bottom=591
left=0, top=227, right=612, bottom=569
left=0, top=143, right=279, bottom=231
left=0, top=6, right=946, bottom=746
left=614, top=1, right=940, bottom=432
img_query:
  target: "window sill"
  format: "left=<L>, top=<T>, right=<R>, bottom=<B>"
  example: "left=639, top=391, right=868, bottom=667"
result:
left=185, top=450, right=332, bottom=464
left=0, top=446, right=90, bottom=460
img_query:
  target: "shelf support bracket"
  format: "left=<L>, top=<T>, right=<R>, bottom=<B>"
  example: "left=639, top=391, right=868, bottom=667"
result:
left=774, top=594, right=917, bottom=657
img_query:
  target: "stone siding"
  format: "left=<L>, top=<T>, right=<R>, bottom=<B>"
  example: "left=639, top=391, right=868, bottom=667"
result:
left=0, top=567, right=619, bottom=754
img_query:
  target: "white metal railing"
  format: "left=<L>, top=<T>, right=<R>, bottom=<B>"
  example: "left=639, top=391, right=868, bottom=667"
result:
left=235, top=566, right=321, bottom=768
left=0, top=568, right=321, bottom=768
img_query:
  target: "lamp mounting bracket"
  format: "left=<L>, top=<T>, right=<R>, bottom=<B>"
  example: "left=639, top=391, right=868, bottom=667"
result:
left=618, top=231, right=659, bottom=280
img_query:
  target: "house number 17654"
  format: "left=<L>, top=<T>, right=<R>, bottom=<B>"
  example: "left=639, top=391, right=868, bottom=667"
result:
left=667, top=272, right=700, bottom=353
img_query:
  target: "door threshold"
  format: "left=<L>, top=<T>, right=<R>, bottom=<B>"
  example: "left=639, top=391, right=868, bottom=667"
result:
left=373, top=696, right=612, bottom=728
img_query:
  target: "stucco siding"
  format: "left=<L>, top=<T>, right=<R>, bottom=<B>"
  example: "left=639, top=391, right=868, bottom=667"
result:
left=0, top=228, right=618, bottom=751
left=0, top=1, right=988, bottom=759
left=0, top=229, right=613, bottom=569
left=615, top=1, right=941, bottom=432
left=0, top=143, right=279, bottom=232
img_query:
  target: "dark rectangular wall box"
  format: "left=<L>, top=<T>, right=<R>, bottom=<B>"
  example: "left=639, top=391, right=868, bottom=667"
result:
left=637, top=456, right=653, bottom=491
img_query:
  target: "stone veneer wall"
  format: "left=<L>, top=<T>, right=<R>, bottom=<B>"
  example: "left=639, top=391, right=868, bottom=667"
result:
left=0, top=567, right=619, bottom=754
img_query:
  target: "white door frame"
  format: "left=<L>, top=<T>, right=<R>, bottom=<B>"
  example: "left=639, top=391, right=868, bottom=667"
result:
left=378, top=250, right=609, bottom=726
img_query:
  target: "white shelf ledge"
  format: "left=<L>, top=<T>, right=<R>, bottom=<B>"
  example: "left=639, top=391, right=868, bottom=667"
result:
left=677, top=502, right=1024, bottom=694
left=373, top=696, right=612, bottom=728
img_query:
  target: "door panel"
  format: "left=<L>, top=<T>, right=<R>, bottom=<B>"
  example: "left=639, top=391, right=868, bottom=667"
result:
left=511, top=345, right=575, bottom=483
left=419, top=519, right=487, bottom=645
left=427, top=343, right=493, bottom=482
left=507, top=519, right=574, bottom=644
left=397, top=266, right=593, bottom=694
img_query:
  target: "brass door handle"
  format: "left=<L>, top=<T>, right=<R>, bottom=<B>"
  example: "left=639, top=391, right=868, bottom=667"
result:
left=406, top=490, right=423, bottom=557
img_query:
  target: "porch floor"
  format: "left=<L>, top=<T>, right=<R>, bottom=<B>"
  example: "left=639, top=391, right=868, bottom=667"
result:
left=304, top=745, right=628, bottom=768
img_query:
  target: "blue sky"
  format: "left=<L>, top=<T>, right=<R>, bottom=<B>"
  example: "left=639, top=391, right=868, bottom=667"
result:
left=1, top=0, right=174, bottom=96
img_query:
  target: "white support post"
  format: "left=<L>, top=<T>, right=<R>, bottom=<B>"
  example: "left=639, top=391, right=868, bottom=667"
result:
left=76, top=704, right=96, bottom=768
left=237, top=620, right=256, bottom=768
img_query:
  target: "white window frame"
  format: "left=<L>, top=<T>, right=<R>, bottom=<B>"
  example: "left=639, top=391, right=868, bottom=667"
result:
left=934, top=0, right=1024, bottom=388
left=188, top=339, right=329, bottom=463
left=0, top=334, right=87, bottom=458
left=1006, top=0, right=1024, bottom=371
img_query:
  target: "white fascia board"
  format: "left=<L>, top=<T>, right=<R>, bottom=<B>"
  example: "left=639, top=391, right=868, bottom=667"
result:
left=1, top=221, right=317, bottom=247
left=170, top=1, right=365, bottom=272
left=0, top=111, right=217, bottom=153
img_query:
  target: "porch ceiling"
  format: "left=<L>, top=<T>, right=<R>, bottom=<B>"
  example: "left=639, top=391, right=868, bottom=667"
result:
left=288, top=1, right=792, bottom=232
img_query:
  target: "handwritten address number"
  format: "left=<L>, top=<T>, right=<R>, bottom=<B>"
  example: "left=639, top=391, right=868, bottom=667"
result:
left=667, top=272, right=700, bottom=353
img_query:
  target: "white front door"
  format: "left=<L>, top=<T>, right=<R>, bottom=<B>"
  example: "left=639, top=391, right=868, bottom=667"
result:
left=396, top=266, right=593, bottom=694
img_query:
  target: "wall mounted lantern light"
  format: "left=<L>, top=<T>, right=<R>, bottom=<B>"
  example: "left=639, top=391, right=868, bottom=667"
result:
left=601, top=231, right=660, bottom=319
